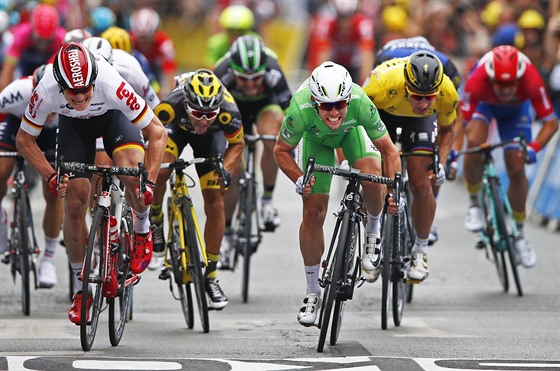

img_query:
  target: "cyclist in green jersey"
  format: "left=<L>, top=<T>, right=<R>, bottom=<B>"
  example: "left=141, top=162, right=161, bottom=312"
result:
left=274, top=61, right=401, bottom=326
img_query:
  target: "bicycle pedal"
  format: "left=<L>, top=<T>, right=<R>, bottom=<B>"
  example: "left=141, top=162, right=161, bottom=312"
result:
left=262, top=223, right=277, bottom=232
left=158, top=268, right=170, bottom=280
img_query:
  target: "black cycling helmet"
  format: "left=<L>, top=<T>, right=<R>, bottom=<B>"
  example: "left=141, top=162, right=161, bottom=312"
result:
left=404, top=51, right=444, bottom=93
left=182, top=69, right=224, bottom=111
left=229, top=35, right=268, bottom=75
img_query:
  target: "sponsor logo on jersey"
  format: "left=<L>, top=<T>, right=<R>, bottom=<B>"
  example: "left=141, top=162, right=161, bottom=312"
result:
left=116, top=81, right=141, bottom=110
left=1, top=91, right=24, bottom=109
left=28, top=92, right=43, bottom=119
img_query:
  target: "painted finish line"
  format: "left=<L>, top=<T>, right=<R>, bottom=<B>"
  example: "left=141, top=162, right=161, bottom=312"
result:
left=2, top=356, right=559, bottom=371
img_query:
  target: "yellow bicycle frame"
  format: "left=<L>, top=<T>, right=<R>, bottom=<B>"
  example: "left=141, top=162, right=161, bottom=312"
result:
left=165, top=170, right=208, bottom=285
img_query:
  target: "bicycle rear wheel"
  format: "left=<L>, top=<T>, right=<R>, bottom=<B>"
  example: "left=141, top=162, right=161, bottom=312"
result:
left=381, top=213, right=394, bottom=330
left=491, top=181, right=523, bottom=296
left=109, top=206, right=134, bottom=346
left=81, top=207, right=106, bottom=351
left=181, top=199, right=209, bottom=333
left=318, top=212, right=349, bottom=352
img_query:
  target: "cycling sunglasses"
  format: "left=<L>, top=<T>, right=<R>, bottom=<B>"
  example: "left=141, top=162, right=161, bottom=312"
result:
left=405, top=85, right=437, bottom=102
left=493, top=80, right=518, bottom=88
left=313, top=99, right=349, bottom=111
left=232, top=69, right=266, bottom=81
left=64, top=84, right=94, bottom=96
left=185, top=104, right=220, bottom=120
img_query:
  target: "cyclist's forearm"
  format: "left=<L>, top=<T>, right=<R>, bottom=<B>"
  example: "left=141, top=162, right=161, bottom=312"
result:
left=143, top=118, right=168, bottom=182
left=15, top=129, right=54, bottom=180
left=532, top=118, right=559, bottom=149
left=436, top=123, right=455, bottom=164
left=274, top=142, right=301, bottom=183
left=223, top=141, right=244, bottom=172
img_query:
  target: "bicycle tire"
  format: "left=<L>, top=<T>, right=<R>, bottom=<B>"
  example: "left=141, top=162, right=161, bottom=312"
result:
left=169, top=215, right=194, bottom=329
left=109, top=206, right=134, bottom=346
left=393, top=211, right=407, bottom=327
left=403, top=182, right=415, bottom=304
left=241, top=178, right=256, bottom=303
left=330, top=215, right=358, bottom=345
left=318, top=212, right=350, bottom=352
left=14, top=192, right=31, bottom=315
left=81, top=207, right=106, bottom=351
left=491, top=180, right=523, bottom=296
left=381, top=213, right=393, bottom=330
left=180, top=198, right=210, bottom=333
left=483, top=183, right=509, bottom=292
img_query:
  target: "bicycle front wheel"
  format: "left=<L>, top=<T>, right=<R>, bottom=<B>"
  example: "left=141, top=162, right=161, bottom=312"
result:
left=14, top=191, right=31, bottom=315
left=381, top=212, right=396, bottom=330
left=483, top=183, right=509, bottom=293
left=393, top=211, right=407, bottom=327
left=81, top=207, right=106, bottom=351
left=109, top=206, right=134, bottom=346
left=318, top=212, right=350, bottom=352
left=240, top=179, right=255, bottom=303
left=181, top=199, right=210, bottom=333
left=491, top=180, right=523, bottom=296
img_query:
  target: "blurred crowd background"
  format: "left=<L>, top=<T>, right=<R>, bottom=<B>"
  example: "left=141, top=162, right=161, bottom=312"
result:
left=1, top=0, right=559, bottom=95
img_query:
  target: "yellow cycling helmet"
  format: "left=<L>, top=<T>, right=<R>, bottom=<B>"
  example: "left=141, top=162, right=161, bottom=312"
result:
left=481, top=1, right=503, bottom=28
left=183, top=69, right=224, bottom=111
left=518, top=9, right=545, bottom=30
left=101, top=26, right=132, bottom=54
left=219, top=5, right=254, bottom=32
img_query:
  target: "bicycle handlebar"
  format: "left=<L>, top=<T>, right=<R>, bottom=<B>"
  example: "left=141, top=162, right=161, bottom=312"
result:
left=58, top=161, right=148, bottom=193
left=457, top=135, right=528, bottom=159
left=160, top=155, right=230, bottom=187
left=304, top=156, right=397, bottom=188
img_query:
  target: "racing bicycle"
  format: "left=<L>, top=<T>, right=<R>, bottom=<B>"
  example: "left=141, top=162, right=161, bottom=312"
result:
left=302, top=156, right=399, bottom=352
left=1, top=152, right=41, bottom=316
left=457, top=136, right=529, bottom=296
left=58, top=161, right=145, bottom=351
left=158, top=156, right=228, bottom=333
left=225, top=134, right=277, bottom=303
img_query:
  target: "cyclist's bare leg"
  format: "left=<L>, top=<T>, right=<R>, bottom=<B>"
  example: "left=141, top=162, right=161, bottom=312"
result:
left=300, top=194, right=329, bottom=266
left=504, top=150, right=528, bottom=218
left=353, top=156, right=384, bottom=216
left=223, top=160, right=241, bottom=223
left=63, top=178, right=91, bottom=264
left=41, top=180, right=64, bottom=238
left=152, top=151, right=175, bottom=207
left=0, top=155, right=15, bottom=201
left=463, top=119, right=489, bottom=188
left=201, top=188, right=226, bottom=256
left=112, top=147, right=150, bottom=215
left=407, top=155, right=436, bottom=238
left=256, top=110, right=282, bottom=191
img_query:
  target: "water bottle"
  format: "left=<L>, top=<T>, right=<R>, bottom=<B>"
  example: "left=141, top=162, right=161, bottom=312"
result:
left=109, top=215, right=119, bottom=247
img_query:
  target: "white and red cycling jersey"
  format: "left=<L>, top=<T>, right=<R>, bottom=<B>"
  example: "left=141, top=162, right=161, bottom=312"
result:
left=0, top=75, right=57, bottom=128
left=20, top=57, right=154, bottom=137
left=110, top=48, right=160, bottom=110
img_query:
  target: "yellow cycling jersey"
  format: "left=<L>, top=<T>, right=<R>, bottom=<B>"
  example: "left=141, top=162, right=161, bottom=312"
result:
left=362, top=57, right=459, bottom=127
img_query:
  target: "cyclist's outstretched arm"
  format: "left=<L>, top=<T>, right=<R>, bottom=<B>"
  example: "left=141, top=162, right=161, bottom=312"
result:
left=141, top=115, right=168, bottom=183
left=372, top=133, right=401, bottom=191
left=223, top=137, right=245, bottom=175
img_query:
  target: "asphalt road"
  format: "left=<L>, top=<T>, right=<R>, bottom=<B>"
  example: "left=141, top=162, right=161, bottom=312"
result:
left=1, top=153, right=559, bottom=371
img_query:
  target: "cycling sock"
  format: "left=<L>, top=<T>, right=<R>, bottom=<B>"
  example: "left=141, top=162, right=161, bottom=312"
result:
left=467, top=183, right=481, bottom=206
left=262, top=185, right=274, bottom=201
left=150, top=204, right=163, bottom=223
left=305, top=264, right=321, bottom=296
left=366, top=212, right=382, bottom=235
left=412, top=234, right=429, bottom=255
left=133, top=209, right=150, bottom=234
left=42, top=236, right=59, bottom=262
left=206, top=253, right=219, bottom=279
left=516, top=223, right=524, bottom=237
left=71, top=262, right=83, bottom=293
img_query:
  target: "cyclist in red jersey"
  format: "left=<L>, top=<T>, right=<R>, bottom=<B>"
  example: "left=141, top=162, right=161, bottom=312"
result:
left=307, top=0, right=374, bottom=85
left=129, top=7, right=177, bottom=97
left=461, top=45, right=558, bottom=268
left=0, top=4, right=65, bottom=91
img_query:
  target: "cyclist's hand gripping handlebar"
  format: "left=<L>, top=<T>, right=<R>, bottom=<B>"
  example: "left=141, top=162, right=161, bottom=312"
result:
left=137, top=162, right=155, bottom=205
left=296, top=156, right=315, bottom=196
left=214, top=155, right=231, bottom=188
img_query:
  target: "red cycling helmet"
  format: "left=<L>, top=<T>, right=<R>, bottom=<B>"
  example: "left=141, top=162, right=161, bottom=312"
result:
left=31, top=4, right=60, bottom=39
left=129, top=7, right=160, bottom=38
left=53, top=42, right=98, bottom=91
left=484, top=45, right=527, bottom=83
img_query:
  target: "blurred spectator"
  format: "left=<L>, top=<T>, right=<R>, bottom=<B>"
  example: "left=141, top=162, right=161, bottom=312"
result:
left=0, top=3, right=65, bottom=91
left=0, top=9, right=8, bottom=68
left=205, top=4, right=257, bottom=68
left=491, top=23, right=525, bottom=48
left=129, top=6, right=177, bottom=97
left=307, top=0, right=375, bottom=85
left=88, top=6, right=117, bottom=36
left=379, top=5, right=409, bottom=45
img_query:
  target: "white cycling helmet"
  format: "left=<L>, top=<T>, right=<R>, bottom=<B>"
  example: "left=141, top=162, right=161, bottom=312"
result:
left=0, top=10, right=9, bottom=34
left=309, top=61, right=353, bottom=103
left=129, top=7, right=160, bottom=38
left=82, top=36, right=113, bottom=62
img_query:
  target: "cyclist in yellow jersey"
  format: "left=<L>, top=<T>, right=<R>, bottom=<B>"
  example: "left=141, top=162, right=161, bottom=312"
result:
left=362, top=51, right=459, bottom=282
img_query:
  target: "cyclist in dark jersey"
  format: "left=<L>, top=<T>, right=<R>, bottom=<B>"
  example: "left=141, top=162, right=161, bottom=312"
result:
left=214, top=35, right=292, bottom=268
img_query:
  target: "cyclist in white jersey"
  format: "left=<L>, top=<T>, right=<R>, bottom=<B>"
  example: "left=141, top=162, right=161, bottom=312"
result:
left=15, top=42, right=167, bottom=325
